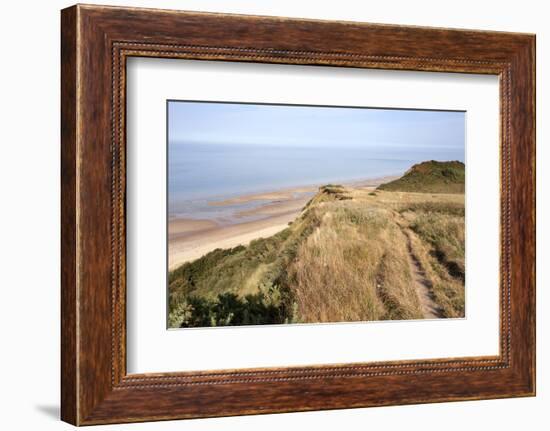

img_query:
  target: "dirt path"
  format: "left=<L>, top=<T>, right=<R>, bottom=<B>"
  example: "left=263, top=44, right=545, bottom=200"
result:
left=402, top=229, right=443, bottom=319
left=390, top=211, right=443, bottom=319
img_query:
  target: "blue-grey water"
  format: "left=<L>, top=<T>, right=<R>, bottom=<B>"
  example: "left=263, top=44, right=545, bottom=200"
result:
left=168, top=142, right=464, bottom=221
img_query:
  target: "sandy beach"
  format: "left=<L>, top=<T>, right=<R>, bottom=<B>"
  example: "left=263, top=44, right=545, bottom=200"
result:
left=168, top=176, right=397, bottom=270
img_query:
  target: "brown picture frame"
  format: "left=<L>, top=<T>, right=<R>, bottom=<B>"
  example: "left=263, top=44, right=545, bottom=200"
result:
left=61, top=4, right=536, bottom=425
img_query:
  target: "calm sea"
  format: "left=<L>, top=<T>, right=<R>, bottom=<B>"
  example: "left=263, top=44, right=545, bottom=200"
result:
left=168, top=142, right=464, bottom=221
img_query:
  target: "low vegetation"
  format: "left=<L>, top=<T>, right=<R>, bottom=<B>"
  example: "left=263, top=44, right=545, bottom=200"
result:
left=396, top=202, right=465, bottom=317
left=169, top=161, right=465, bottom=328
left=377, top=160, right=465, bottom=193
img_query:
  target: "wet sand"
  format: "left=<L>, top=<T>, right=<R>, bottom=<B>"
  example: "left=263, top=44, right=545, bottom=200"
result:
left=208, top=185, right=317, bottom=206
left=168, top=186, right=314, bottom=269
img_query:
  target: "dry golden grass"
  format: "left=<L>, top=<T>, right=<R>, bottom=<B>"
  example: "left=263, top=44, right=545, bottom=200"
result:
left=406, top=231, right=465, bottom=318
left=286, top=201, right=423, bottom=322
left=399, top=207, right=465, bottom=317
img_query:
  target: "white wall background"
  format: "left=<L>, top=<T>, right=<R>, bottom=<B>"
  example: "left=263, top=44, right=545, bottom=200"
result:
left=0, top=1, right=546, bottom=429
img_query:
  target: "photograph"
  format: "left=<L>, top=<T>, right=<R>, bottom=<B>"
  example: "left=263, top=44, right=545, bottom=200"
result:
left=167, top=101, right=466, bottom=328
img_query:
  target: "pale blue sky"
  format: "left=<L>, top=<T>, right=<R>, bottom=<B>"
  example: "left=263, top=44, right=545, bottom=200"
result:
left=168, top=101, right=465, bottom=151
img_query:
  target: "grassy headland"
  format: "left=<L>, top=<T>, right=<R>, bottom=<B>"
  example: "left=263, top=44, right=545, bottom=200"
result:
left=377, top=160, right=465, bottom=193
left=168, top=161, right=465, bottom=328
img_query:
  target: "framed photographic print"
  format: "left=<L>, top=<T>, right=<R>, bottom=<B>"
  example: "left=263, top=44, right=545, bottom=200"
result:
left=61, top=4, right=536, bottom=425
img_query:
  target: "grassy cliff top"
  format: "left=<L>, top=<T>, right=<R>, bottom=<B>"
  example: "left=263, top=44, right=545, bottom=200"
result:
left=377, top=160, right=465, bottom=194
left=168, top=176, right=465, bottom=328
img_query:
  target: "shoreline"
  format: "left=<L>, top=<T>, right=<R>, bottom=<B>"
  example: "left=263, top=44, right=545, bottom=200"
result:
left=205, top=173, right=401, bottom=207
left=168, top=174, right=399, bottom=270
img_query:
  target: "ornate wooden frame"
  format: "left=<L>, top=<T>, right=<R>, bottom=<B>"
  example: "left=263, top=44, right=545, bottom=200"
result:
left=61, top=4, right=536, bottom=425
